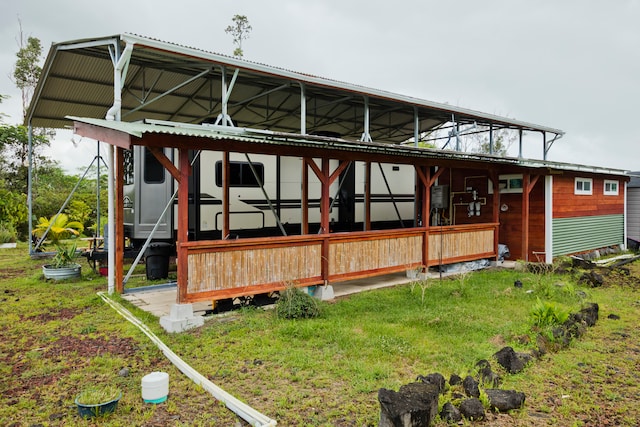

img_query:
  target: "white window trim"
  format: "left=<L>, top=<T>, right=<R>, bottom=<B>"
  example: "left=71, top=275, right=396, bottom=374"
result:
left=604, top=179, right=619, bottom=196
left=574, top=177, right=593, bottom=195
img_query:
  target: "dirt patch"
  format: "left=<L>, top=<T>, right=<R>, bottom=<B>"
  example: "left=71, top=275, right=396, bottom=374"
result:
left=0, top=267, right=29, bottom=280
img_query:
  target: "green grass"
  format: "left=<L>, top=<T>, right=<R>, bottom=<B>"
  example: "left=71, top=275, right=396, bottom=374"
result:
left=1, top=242, right=639, bottom=425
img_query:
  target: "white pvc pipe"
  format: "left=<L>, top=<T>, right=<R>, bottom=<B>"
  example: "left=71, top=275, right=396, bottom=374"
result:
left=97, top=292, right=277, bottom=427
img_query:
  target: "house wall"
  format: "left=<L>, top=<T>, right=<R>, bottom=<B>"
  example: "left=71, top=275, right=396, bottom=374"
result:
left=551, top=174, right=625, bottom=256
left=627, top=187, right=640, bottom=242
left=496, top=177, right=545, bottom=261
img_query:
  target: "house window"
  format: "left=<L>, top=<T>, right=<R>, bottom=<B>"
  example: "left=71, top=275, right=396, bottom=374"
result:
left=488, top=174, right=523, bottom=194
left=604, top=180, right=619, bottom=196
left=215, top=161, right=264, bottom=187
left=574, top=177, right=592, bottom=195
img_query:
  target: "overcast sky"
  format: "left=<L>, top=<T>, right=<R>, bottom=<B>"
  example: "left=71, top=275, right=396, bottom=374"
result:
left=1, top=0, right=638, bottom=173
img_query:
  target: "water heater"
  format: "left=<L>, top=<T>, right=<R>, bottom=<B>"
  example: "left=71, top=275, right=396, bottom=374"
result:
left=431, top=185, right=449, bottom=209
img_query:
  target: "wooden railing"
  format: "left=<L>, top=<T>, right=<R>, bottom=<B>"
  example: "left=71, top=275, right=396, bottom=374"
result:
left=179, top=223, right=498, bottom=303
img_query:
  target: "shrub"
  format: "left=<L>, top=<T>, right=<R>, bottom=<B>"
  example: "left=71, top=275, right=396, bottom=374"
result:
left=275, top=285, right=320, bottom=319
left=530, top=297, right=569, bottom=328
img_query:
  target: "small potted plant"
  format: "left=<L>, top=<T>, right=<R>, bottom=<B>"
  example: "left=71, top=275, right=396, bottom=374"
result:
left=42, top=242, right=82, bottom=280
left=75, top=385, right=122, bottom=418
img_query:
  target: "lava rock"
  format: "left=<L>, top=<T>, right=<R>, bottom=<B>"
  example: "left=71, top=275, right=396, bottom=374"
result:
left=459, top=397, right=485, bottom=421
left=579, top=271, right=604, bottom=287
left=462, top=375, right=480, bottom=398
left=378, top=382, right=439, bottom=427
left=439, top=401, right=462, bottom=423
left=416, top=373, right=446, bottom=394
left=449, top=374, right=462, bottom=386
left=485, top=389, right=526, bottom=412
left=475, top=359, right=501, bottom=387
left=494, top=346, right=526, bottom=374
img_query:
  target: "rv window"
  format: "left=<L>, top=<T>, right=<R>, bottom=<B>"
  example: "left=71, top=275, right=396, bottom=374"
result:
left=123, top=149, right=134, bottom=185
left=215, top=161, right=264, bottom=187
left=144, top=148, right=165, bottom=184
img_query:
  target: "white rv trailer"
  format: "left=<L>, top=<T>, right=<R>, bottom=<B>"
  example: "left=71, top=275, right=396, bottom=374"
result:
left=123, top=145, right=418, bottom=246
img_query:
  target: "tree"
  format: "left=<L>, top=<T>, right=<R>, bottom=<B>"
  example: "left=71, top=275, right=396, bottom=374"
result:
left=225, top=15, right=252, bottom=57
left=12, top=21, right=42, bottom=118
left=32, top=213, right=84, bottom=245
left=0, top=124, right=51, bottom=197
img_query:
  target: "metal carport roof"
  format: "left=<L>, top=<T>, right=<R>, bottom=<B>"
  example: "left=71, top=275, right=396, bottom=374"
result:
left=28, top=33, right=563, bottom=151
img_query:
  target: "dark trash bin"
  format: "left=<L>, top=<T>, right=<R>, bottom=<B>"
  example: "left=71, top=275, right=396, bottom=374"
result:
left=145, top=242, right=172, bottom=280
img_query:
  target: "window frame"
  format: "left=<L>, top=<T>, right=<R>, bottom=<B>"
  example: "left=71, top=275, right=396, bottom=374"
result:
left=488, top=174, right=523, bottom=194
left=574, top=177, right=593, bottom=195
left=215, top=160, right=265, bottom=188
left=603, top=179, right=619, bottom=196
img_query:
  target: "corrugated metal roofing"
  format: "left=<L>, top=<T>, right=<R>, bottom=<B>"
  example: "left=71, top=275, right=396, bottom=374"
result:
left=29, top=33, right=563, bottom=143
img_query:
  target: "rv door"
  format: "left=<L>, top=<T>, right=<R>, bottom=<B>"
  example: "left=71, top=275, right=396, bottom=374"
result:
left=127, top=146, right=174, bottom=241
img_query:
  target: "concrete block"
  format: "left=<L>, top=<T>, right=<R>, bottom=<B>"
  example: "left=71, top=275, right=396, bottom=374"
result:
left=160, top=303, right=204, bottom=333
left=313, top=285, right=334, bottom=301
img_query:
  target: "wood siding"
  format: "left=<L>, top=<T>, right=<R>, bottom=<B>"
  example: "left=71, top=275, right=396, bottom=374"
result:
left=496, top=177, right=545, bottom=261
left=552, top=214, right=624, bottom=256
left=553, top=174, right=624, bottom=218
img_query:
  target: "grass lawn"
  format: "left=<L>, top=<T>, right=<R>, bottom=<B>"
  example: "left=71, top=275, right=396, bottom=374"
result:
left=1, top=243, right=639, bottom=426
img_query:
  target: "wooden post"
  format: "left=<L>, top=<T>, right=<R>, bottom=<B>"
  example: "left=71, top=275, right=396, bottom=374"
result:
left=521, top=173, right=530, bottom=262
left=490, top=171, right=500, bottom=262
left=321, top=158, right=330, bottom=284
left=115, top=147, right=124, bottom=293
left=177, top=148, right=191, bottom=303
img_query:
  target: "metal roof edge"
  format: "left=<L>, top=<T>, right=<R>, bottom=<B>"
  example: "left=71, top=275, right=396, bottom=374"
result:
left=68, top=117, right=621, bottom=176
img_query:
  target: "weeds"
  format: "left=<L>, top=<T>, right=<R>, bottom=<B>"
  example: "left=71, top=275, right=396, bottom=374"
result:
left=274, top=283, right=321, bottom=319
left=530, top=297, right=570, bottom=328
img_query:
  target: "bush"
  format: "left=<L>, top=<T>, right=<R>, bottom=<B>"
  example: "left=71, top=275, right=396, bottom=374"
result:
left=0, top=222, right=17, bottom=243
left=275, top=285, right=320, bottom=319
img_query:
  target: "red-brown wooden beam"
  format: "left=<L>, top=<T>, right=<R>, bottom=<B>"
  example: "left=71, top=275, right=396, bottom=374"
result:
left=321, top=158, right=330, bottom=284
left=521, top=173, right=531, bottom=262
left=416, top=165, right=431, bottom=268
left=115, top=147, right=125, bottom=293
left=177, top=148, right=191, bottom=303
left=489, top=170, right=500, bottom=262
left=148, top=146, right=180, bottom=182
left=73, top=121, right=134, bottom=150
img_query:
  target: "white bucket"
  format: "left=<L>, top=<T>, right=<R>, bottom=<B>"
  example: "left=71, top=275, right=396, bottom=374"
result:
left=141, top=371, right=169, bottom=404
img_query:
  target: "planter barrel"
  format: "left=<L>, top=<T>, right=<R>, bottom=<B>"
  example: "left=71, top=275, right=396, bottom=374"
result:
left=42, top=263, right=82, bottom=280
